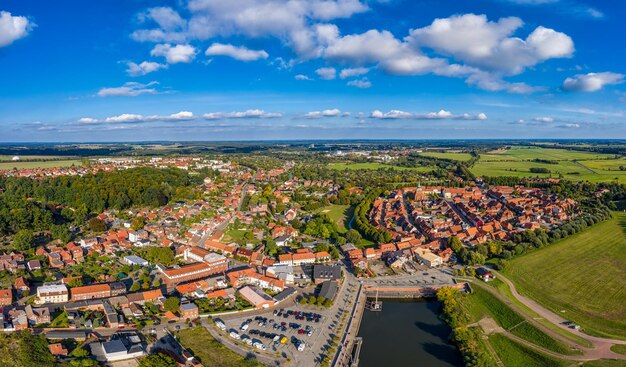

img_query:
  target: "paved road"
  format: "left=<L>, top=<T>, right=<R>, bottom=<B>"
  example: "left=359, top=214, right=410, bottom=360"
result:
left=472, top=271, right=626, bottom=361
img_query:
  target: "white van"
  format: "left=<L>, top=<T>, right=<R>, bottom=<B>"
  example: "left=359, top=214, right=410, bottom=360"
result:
left=229, top=331, right=240, bottom=340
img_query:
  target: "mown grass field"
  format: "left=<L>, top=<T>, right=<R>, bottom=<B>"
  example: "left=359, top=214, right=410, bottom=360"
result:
left=472, top=146, right=626, bottom=182
left=0, top=159, right=83, bottom=170
left=419, top=151, right=474, bottom=161
left=505, top=212, right=626, bottom=339
left=327, top=162, right=434, bottom=171
left=315, top=204, right=351, bottom=233
left=176, top=326, right=264, bottom=367
left=463, top=286, right=577, bottom=354
left=488, top=334, right=568, bottom=367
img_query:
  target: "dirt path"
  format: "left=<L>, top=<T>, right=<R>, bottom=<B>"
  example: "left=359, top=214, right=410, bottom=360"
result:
left=482, top=271, right=626, bottom=360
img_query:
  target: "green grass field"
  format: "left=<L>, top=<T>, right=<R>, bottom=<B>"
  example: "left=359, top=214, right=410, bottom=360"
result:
left=506, top=212, right=626, bottom=339
left=0, top=159, right=83, bottom=170
left=463, top=286, right=577, bottom=355
left=472, top=146, right=626, bottom=182
left=176, top=326, right=264, bottom=367
left=488, top=334, right=568, bottom=367
left=315, top=204, right=351, bottom=233
left=419, top=151, right=474, bottom=161
left=611, top=344, right=626, bottom=355
left=328, top=162, right=434, bottom=171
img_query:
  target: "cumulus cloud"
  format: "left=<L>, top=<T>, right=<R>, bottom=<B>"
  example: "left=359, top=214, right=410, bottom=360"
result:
left=295, top=74, right=312, bottom=80
left=562, top=72, right=625, bottom=92
left=339, top=67, right=369, bottom=79
left=347, top=78, right=372, bottom=88
left=97, top=81, right=161, bottom=97
left=304, top=109, right=348, bottom=118
left=151, top=44, right=197, bottom=64
left=406, top=14, right=574, bottom=75
left=205, top=43, right=269, bottom=61
left=370, top=109, right=487, bottom=120
left=126, top=61, right=168, bottom=76
left=316, top=67, right=337, bottom=80
left=79, top=111, right=194, bottom=124
left=0, top=11, right=34, bottom=47
left=203, top=109, right=282, bottom=119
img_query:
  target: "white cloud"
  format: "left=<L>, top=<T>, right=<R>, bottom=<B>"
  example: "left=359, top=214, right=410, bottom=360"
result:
left=205, top=43, right=269, bottom=61
left=126, top=61, right=168, bottom=76
left=370, top=109, right=487, bottom=120
left=305, top=109, right=346, bottom=118
left=203, top=109, right=282, bottom=119
left=0, top=11, right=34, bottom=47
left=406, top=14, right=574, bottom=75
left=558, top=123, right=580, bottom=128
left=142, top=7, right=186, bottom=31
left=295, top=74, right=312, bottom=80
left=339, top=67, right=369, bottom=79
left=562, top=72, right=625, bottom=92
left=151, top=44, right=197, bottom=64
left=533, top=116, right=554, bottom=123
left=97, top=81, right=161, bottom=97
left=465, top=71, right=542, bottom=94
left=316, top=67, right=337, bottom=80
left=78, top=117, right=98, bottom=124
left=347, top=78, right=372, bottom=88
left=79, top=111, right=195, bottom=124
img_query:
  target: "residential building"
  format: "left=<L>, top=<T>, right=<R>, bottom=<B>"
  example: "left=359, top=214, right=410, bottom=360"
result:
left=0, top=288, right=12, bottom=306
left=71, top=284, right=112, bottom=301
left=180, top=303, right=199, bottom=320
left=36, top=284, right=69, bottom=304
left=313, top=265, right=341, bottom=284
left=158, top=259, right=228, bottom=290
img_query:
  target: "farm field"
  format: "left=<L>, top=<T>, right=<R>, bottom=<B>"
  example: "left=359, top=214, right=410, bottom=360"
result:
left=0, top=155, right=72, bottom=161
left=419, top=151, right=473, bottom=161
left=0, top=159, right=83, bottom=170
left=315, top=204, right=351, bottom=233
left=327, top=162, right=434, bottom=171
left=176, top=326, right=263, bottom=367
left=473, top=146, right=626, bottom=182
left=505, top=212, right=626, bottom=339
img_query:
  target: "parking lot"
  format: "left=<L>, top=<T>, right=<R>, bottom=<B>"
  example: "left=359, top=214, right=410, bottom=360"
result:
left=215, top=274, right=361, bottom=366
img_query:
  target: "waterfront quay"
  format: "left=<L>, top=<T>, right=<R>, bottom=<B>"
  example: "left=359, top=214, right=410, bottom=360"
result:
left=332, top=268, right=460, bottom=367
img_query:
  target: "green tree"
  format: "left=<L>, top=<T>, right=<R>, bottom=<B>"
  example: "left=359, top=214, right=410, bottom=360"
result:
left=88, top=217, right=106, bottom=232
left=164, top=297, right=180, bottom=314
left=13, top=230, right=34, bottom=251
left=131, top=217, right=146, bottom=231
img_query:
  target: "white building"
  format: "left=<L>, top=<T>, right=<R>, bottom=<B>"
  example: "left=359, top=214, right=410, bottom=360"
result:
left=36, top=284, right=69, bottom=304
left=414, top=249, right=442, bottom=268
left=123, top=255, right=149, bottom=267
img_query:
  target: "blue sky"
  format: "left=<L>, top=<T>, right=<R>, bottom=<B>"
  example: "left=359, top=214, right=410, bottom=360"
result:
left=0, top=0, right=625, bottom=141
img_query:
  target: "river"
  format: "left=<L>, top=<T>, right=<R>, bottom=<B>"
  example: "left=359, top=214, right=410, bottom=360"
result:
left=357, top=299, right=463, bottom=367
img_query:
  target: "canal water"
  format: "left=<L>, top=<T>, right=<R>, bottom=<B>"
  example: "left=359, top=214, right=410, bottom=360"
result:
left=357, top=299, right=463, bottom=367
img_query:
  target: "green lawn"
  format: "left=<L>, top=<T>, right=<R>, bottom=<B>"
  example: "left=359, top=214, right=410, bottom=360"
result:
left=611, top=344, right=626, bottom=355
left=473, top=146, right=626, bottom=182
left=0, top=155, right=72, bottom=161
left=463, top=286, right=577, bottom=355
left=0, top=159, right=83, bottom=170
left=419, top=151, right=474, bottom=161
left=328, top=162, right=434, bottom=171
left=488, top=334, right=568, bottom=367
left=222, top=228, right=255, bottom=244
left=506, top=212, right=626, bottom=339
left=176, top=326, right=264, bottom=367
left=315, top=204, right=351, bottom=233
